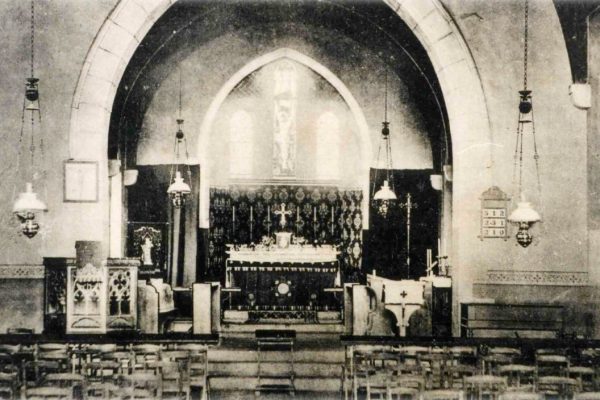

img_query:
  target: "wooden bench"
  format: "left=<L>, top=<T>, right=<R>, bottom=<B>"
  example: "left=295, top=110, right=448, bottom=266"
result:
left=461, top=302, right=565, bottom=338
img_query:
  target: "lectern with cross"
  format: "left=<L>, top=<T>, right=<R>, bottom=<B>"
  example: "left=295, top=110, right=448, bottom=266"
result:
left=274, top=203, right=292, bottom=229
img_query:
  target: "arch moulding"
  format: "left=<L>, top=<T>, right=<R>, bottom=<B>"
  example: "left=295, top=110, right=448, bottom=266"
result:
left=67, top=0, right=494, bottom=321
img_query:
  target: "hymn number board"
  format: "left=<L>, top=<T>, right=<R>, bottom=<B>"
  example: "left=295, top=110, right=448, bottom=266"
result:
left=480, top=186, right=509, bottom=240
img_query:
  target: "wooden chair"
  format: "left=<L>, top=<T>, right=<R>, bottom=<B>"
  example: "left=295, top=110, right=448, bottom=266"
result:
left=102, top=352, right=134, bottom=376
left=387, top=386, right=419, bottom=400
left=161, top=350, right=191, bottom=364
left=574, top=393, right=600, bottom=400
left=498, top=364, right=536, bottom=390
left=0, top=372, right=19, bottom=400
left=0, top=345, right=20, bottom=355
left=498, top=392, right=542, bottom=400
left=353, top=362, right=375, bottom=400
left=481, top=347, right=521, bottom=375
left=188, top=350, right=208, bottom=400
left=419, top=352, right=452, bottom=389
left=449, top=347, right=478, bottom=368
left=462, top=375, right=506, bottom=400
left=131, top=344, right=161, bottom=371
left=37, top=344, right=71, bottom=373
left=420, top=389, right=464, bottom=400
left=42, top=372, right=84, bottom=399
left=393, top=375, right=426, bottom=391
left=0, top=354, right=18, bottom=375
left=569, top=365, right=596, bottom=391
left=22, top=359, right=62, bottom=386
left=365, top=368, right=395, bottom=400
left=81, top=360, right=122, bottom=382
left=117, top=372, right=162, bottom=399
left=175, top=344, right=207, bottom=354
left=83, top=381, right=122, bottom=400
left=536, top=354, right=570, bottom=377
left=536, top=376, right=579, bottom=400
left=24, top=387, right=72, bottom=400
left=156, top=360, right=189, bottom=400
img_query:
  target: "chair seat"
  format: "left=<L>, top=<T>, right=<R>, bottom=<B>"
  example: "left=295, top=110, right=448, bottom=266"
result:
left=26, top=386, right=72, bottom=399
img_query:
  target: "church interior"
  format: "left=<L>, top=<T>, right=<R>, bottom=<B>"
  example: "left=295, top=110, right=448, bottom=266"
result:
left=2, top=0, right=600, bottom=398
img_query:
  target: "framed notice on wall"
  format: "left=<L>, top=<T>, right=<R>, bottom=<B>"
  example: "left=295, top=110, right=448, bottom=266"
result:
left=64, top=160, right=99, bottom=202
left=480, top=186, right=509, bottom=240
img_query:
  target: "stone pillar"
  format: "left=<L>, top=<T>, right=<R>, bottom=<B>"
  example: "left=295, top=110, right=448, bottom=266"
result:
left=589, top=13, right=600, bottom=285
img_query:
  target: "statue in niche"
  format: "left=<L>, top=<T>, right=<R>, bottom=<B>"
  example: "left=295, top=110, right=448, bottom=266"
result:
left=131, top=226, right=162, bottom=272
left=141, top=237, right=154, bottom=266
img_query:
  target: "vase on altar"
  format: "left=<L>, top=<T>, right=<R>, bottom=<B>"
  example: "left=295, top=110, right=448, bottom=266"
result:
left=275, top=232, right=292, bottom=248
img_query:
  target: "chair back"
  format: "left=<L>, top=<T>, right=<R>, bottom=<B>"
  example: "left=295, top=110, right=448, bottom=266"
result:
left=83, top=381, right=121, bottom=400
left=498, top=392, right=542, bottom=400
left=117, top=372, right=162, bottom=399
left=575, top=393, right=600, bottom=400
left=420, top=389, right=464, bottom=400
left=25, top=386, right=72, bottom=400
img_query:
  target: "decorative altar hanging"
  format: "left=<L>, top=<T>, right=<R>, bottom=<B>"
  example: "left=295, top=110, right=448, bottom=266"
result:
left=207, top=185, right=363, bottom=282
left=364, top=169, right=440, bottom=280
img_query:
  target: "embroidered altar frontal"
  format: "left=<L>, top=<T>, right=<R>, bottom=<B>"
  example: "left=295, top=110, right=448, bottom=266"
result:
left=208, top=185, right=363, bottom=280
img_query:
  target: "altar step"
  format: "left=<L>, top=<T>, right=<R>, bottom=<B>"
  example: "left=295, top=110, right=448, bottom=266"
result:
left=220, top=322, right=346, bottom=334
left=206, top=340, right=345, bottom=398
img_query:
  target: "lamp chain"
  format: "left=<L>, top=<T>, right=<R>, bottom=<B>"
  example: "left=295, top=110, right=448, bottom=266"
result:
left=30, top=0, right=34, bottom=79
left=531, top=98, right=542, bottom=203
left=523, top=0, right=528, bottom=90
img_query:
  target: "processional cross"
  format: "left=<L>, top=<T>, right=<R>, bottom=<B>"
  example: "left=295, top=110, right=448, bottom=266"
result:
left=274, top=203, right=292, bottom=229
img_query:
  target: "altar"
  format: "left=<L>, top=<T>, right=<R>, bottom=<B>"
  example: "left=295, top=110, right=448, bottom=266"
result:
left=223, top=239, right=342, bottom=323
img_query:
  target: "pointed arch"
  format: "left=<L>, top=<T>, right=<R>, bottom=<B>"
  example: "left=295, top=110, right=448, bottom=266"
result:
left=196, top=48, right=372, bottom=228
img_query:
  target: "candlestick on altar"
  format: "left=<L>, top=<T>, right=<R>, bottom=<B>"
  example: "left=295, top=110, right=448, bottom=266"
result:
left=330, top=206, right=334, bottom=235
left=232, top=206, right=236, bottom=238
left=267, top=205, right=271, bottom=236
left=426, top=249, right=432, bottom=276
left=313, top=206, right=317, bottom=241
left=250, top=206, right=254, bottom=242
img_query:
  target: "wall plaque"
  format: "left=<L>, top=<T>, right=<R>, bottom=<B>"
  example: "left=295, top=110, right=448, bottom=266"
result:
left=480, top=186, right=509, bottom=240
left=64, top=160, right=99, bottom=202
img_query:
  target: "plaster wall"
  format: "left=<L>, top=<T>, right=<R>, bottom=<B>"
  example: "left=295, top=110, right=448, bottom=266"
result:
left=441, top=0, right=588, bottom=287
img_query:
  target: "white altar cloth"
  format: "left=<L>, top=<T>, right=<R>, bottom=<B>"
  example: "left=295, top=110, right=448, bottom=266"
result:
left=226, top=244, right=339, bottom=263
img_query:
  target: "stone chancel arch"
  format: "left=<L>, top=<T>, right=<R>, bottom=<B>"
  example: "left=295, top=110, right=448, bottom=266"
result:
left=67, top=0, right=493, bottom=311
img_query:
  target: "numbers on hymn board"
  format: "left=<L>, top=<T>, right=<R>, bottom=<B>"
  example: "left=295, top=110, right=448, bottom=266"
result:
left=482, top=208, right=507, bottom=238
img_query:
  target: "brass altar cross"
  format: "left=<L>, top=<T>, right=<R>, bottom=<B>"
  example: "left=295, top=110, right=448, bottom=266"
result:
left=274, top=203, right=292, bottom=228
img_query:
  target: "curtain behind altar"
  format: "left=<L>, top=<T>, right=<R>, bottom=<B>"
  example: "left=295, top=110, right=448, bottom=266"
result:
left=364, top=169, right=440, bottom=280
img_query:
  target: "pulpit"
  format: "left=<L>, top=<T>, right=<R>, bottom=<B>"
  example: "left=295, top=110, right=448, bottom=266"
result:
left=50, top=241, right=139, bottom=334
left=66, top=242, right=108, bottom=334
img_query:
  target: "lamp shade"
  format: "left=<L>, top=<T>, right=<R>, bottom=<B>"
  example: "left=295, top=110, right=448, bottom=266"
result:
left=13, top=182, right=47, bottom=214
left=508, top=200, right=541, bottom=225
left=167, top=171, right=191, bottom=196
left=373, top=180, right=397, bottom=201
